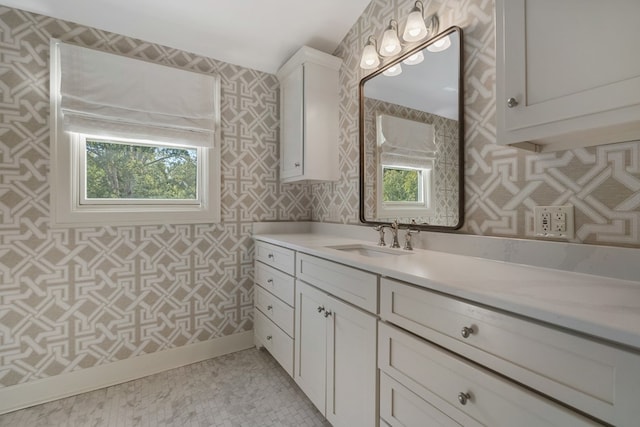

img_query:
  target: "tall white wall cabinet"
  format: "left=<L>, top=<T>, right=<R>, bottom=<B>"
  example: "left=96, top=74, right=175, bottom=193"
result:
left=276, top=46, right=342, bottom=182
left=496, top=0, right=640, bottom=151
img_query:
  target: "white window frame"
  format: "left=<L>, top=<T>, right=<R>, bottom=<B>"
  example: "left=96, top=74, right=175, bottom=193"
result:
left=49, top=41, right=221, bottom=227
left=376, top=163, right=434, bottom=219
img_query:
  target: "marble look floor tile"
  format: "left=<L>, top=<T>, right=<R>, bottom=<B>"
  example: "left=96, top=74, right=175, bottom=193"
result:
left=0, top=348, right=331, bottom=427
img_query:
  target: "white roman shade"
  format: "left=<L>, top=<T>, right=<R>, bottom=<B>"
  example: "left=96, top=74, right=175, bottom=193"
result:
left=377, top=114, right=436, bottom=168
left=52, top=40, right=218, bottom=147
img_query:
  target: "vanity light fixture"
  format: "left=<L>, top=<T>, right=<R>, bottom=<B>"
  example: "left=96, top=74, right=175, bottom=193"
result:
left=360, top=36, right=381, bottom=69
left=402, top=50, right=424, bottom=66
left=402, top=1, right=428, bottom=42
left=427, top=35, right=451, bottom=52
left=358, top=5, right=441, bottom=70
left=382, top=64, right=402, bottom=77
left=379, top=19, right=402, bottom=57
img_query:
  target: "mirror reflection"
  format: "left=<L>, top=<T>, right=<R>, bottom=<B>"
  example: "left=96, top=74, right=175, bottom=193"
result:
left=359, top=27, right=463, bottom=229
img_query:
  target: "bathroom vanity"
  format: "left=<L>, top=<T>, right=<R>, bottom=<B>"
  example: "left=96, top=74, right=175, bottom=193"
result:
left=253, top=231, right=640, bottom=426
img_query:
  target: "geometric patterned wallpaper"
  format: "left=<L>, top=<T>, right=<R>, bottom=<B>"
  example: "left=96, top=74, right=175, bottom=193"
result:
left=362, top=98, right=459, bottom=226
left=312, top=0, right=640, bottom=248
left=0, top=6, right=310, bottom=388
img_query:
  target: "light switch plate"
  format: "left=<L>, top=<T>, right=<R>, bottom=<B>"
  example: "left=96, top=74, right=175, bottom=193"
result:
left=534, top=205, right=574, bottom=239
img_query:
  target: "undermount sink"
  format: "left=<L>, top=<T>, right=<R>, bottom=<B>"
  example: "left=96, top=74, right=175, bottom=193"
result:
left=325, top=244, right=411, bottom=258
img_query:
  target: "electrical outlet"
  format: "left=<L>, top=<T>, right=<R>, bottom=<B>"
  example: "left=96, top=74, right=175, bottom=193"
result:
left=541, top=212, right=551, bottom=232
left=534, top=205, right=574, bottom=239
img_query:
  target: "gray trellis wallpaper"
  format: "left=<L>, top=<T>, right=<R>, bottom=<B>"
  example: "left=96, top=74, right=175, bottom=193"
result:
left=0, top=7, right=310, bottom=388
left=313, top=0, right=640, bottom=248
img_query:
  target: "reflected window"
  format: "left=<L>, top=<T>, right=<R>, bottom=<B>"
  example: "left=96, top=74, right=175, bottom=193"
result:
left=378, top=164, right=433, bottom=219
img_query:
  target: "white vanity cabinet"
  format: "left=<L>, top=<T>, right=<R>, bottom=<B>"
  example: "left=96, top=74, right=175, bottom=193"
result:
left=253, top=241, right=296, bottom=376
left=253, top=234, right=640, bottom=426
left=294, top=256, right=378, bottom=427
left=378, top=322, right=599, bottom=427
left=380, top=276, right=640, bottom=426
left=495, top=0, right=640, bottom=151
left=276, top=46, right=341, bottom=182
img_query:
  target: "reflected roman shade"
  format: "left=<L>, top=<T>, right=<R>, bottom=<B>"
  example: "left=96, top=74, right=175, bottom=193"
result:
left=53, top=40, right=217, bottom=147
left=377, top=114, right=436, bottom=168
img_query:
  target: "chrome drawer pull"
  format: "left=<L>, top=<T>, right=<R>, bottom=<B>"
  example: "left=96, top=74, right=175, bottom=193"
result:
left=266, top=335, right=272, bottom=341
left=267, top=278, right=273, bottom=284
left=324, top=310, right=332, bottom=318
left=506, top=97, right=518, bottom=108
left=461, top=326, right=475, bottom=338
left=458, top=392, right=471, bottom=405
left=267, top=253, right=274, bottom=259
left=317, top=306, right=325, bottom=313
left=267, top=305, right=273, bottom=311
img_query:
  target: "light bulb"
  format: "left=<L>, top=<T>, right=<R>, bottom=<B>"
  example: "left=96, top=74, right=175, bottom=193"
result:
left=379, top=20, right=401, bottom=57
left=402, top=2, right=428, bottom=42
left=359, top=36, right=380, bottom=69
left=403, top=50, right=424, bottom=65
left=383, top=64, right=402, bottom=77
left=427, top=35, right=451, bottom=52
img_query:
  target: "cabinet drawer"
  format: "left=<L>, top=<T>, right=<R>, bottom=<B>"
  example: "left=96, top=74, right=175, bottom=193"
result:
left=255, top=285, right=294, bottom=337
left=254, top=309, right=293, bottom=377
left=380, top=372, right=463, bottom=427
left=255, top=261, right=294, bottom=306
left=379, top=323, right=599, bottom=427
left=297, top=253, right=377, bottom=313
left=380, top=277, right=640, bottom=425
left=255, top=241, right=295, bottom=275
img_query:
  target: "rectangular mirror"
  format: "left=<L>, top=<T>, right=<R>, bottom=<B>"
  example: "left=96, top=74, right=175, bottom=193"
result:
left=359, top=26, right=463, bottom=230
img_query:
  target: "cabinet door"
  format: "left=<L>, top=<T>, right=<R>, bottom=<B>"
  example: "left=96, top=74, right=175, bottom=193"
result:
left=294, top=281, right=327, bottom=414
left=280, top=65, right=304, bottom=180
left=326, top=294, right=377, bottom=427
left=496, top=0, right=640, bottom=150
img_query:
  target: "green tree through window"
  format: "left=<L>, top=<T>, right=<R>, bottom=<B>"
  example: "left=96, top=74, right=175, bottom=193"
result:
left=382, top=167, right=419, bottom=202
left=85, top=140, right=198, bottom=200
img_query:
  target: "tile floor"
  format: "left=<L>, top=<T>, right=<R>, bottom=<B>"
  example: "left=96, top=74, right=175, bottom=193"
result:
left=0, top=348, right=331, bottom=427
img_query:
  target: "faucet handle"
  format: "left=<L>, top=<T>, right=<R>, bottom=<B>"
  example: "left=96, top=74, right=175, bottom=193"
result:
left=403, top=221, right=420, bottom=251
left=373, top=225, right=387, bottom=246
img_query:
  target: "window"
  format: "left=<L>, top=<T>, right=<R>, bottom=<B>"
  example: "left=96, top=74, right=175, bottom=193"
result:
left=376, top=114, right=435, bottom=219
left=50, top=40, right=220, bottom=226
left=80, top=136, right=200, bottom=203
left=377, top=164, right=433, bottom=218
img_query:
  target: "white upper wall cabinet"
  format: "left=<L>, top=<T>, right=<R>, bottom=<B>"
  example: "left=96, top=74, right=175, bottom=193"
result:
left=276, top=46, right=342, bottom=182
left=496, top=0, right=640, bottom=152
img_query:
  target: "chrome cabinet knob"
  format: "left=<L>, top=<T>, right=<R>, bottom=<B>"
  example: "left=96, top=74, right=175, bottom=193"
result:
left=267, top=253, right=274, bottom=259
left=458, top=392, right=471, bottom=405
left=266, top=335, right=272, bottom=341
left=506, top=97, right=518, bottom=108
left=317, top=306, right=325, bottom=313
left=294, top=162, right=301, bottom=168
left=267, top=305, right=273, bottom=311
left=461, top=326, right=474, bottom=338
left=324, top=310, right=332, bottom=318
left=267, top=278, right=273, bottom=284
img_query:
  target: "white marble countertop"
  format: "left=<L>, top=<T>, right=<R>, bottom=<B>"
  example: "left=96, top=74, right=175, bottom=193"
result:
left=254, top=232, right=640, bottom=351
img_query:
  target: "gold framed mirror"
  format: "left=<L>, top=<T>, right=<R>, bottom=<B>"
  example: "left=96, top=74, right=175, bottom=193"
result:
left=359, top=26, right=463, bottom=230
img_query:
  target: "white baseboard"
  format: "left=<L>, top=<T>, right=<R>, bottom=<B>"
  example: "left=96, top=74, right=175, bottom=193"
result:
left=0, top=330, right=254, bottom=415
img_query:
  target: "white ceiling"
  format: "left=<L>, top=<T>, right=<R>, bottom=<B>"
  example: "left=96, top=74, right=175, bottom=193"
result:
left=3, top=0, right=371, bottom=73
